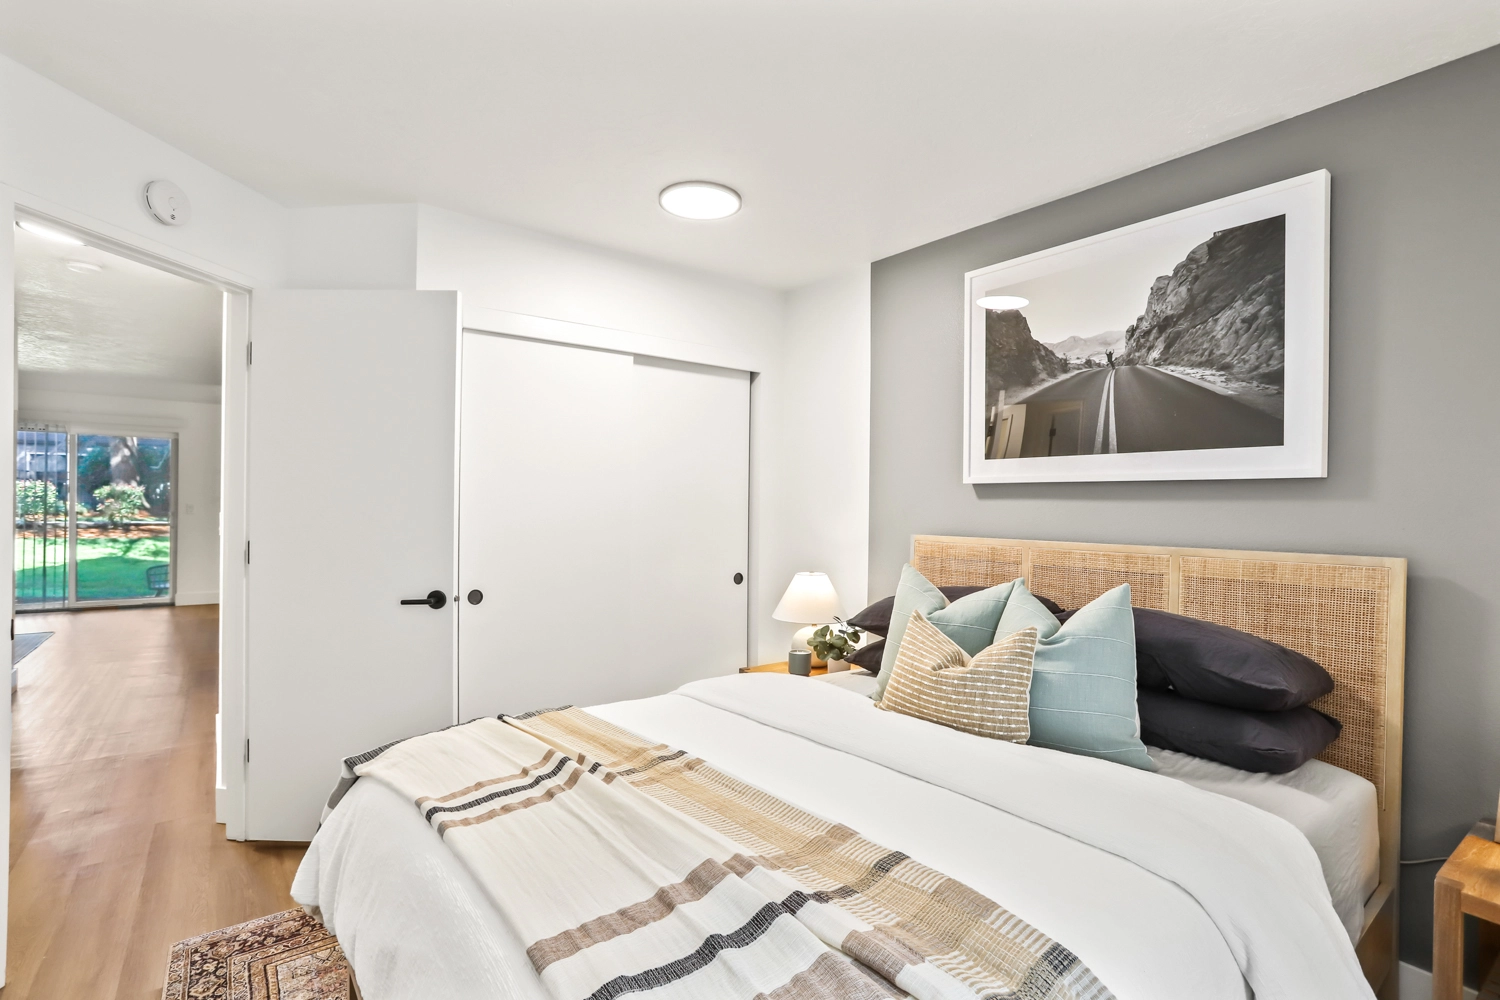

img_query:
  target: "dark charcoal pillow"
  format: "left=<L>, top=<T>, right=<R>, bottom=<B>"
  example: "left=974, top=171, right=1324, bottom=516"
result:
left=848, top=586, right=1063, bottom=637
left=1137, top=689, right=1341, bottom=774
left=1056, top=607, right=1333, bottom=711
left=848, top=639, right=885, bottom=674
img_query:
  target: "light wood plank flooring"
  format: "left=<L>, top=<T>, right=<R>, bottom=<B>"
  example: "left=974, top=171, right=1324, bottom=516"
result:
left=5, top=605, right=305, bottom=998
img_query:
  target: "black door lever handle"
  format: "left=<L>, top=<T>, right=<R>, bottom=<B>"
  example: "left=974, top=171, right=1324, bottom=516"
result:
left=400, top=590, right=448, bottom=609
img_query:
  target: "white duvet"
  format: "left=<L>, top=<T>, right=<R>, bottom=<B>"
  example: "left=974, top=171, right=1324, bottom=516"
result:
left=294, top=674, right=1373, bottom=1000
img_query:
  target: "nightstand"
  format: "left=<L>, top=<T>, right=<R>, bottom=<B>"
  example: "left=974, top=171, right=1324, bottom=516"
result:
left=738, top=661, right=827, bottom=676
left=1434, top=821, right=1500, bottom=999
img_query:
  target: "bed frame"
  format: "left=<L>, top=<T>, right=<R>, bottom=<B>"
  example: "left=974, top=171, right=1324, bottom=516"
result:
left=910, top=534, right=1407, bottom=997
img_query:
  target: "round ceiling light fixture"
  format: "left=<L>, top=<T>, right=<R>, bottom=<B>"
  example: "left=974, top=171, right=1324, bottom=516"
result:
left=659, top=181, right=741, bottom=220
left=66, top=260, right=103, bottom=273
left=975, top=294, right=1029, bottom=311
left=16, top=219, right=85, bottom=246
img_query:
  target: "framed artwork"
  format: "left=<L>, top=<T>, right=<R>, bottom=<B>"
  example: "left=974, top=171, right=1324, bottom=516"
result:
left=963, top=170, right=1329, bottom=484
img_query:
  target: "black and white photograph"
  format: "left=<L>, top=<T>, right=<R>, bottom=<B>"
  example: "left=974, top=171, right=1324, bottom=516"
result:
left=964, top=172, right=1328, bottom=483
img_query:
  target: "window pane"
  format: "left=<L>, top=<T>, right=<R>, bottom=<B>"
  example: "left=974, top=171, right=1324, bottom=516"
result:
left=75, top=435, right=172, bottom=602
left=15, top=430, right=68, bottom=609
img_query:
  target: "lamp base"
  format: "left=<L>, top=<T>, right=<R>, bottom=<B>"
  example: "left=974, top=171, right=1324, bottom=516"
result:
left=791, top=624, right=826, bottom=667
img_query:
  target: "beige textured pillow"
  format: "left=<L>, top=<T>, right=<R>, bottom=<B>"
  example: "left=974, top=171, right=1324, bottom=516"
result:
left=876, top=610, right=1037, bottom=742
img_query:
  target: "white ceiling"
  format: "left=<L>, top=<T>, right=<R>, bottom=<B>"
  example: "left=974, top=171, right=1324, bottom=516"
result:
left=14, top=226, right=223, bottom=384
left=4, top=1, right=1499, bottom=288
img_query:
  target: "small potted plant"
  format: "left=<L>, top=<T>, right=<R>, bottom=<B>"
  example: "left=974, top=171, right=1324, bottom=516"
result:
left=809, top=620, right=863, bottom=672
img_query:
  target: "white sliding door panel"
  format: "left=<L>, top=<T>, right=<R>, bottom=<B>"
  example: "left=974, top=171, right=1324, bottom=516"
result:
left=458, top=334, right=633, bottom=718
left=246, top=291, right=458, bottom=841
left=458, top=333, right=749, bottom=720
left=627, top=357, right=749, bottom=693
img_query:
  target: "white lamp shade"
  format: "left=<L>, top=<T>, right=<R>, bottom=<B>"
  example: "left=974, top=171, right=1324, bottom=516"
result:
left=772, top=572, right=842, bottom=624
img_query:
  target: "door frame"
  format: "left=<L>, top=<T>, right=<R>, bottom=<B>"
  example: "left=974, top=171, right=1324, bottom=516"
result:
left=3, top=188, right=256, bottom=885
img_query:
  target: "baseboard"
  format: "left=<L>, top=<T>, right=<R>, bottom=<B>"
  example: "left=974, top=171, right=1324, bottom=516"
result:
left=1401, top=960, right=1478, bottom=1000
left=175, top=591, right=220, bottom=606
left=215, top=784, right=226, bottom=825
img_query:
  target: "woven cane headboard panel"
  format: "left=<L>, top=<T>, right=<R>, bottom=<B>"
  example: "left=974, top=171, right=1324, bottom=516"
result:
left=911, top=534, right=1407, bottom=901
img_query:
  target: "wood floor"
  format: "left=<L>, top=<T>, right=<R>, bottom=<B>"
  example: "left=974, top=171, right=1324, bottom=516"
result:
left=4, top=605, right=305, bottom=998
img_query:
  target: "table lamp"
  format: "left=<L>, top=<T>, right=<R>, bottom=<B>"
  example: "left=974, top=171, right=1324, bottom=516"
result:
left=772, top=572, right=843, bottom=665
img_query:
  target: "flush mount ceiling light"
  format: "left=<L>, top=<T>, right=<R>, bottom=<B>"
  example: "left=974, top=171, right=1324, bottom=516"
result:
left=976, top=294, right=1029, bottom=311
left=17, top=219, right=85, bottom=246
left=66, top=260, right=103, bottom=273
left=659, top=181, right=741, bottom=220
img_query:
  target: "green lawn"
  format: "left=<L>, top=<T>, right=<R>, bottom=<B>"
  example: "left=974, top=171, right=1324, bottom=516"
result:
left=16, top=535, right=170, bottom=603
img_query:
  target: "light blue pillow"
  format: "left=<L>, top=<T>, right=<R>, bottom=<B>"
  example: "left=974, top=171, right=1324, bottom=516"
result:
left=875, top=564, right=947, bottom=699
left=877, top=570, right=1026, bottom=698
left=996, top=581, right=1156, bottom=771
left=927, top=579, right=1021, bottom=656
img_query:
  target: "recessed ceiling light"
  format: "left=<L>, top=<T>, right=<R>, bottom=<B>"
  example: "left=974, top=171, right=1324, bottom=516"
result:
left=976, top=294, right=1029, bottom=311
left=659, top=181, right=741, bottom=220
left=16, top=219, right=85, bottom=246
left=66, top=260, right=103, bottom=273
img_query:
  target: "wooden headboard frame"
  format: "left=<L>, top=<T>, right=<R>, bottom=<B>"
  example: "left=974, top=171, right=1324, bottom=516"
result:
left=911, top=534, right=1407, bottom=992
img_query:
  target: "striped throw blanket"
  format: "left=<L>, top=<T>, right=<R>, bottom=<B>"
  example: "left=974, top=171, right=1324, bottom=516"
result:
left=353, top=708, right=1113, bottom=1000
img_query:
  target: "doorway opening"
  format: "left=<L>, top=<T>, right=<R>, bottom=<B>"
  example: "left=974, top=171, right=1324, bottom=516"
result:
left=12, top=218, right=222, bottom=615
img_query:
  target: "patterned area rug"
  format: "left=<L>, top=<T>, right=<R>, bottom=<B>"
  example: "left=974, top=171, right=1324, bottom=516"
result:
left=162, top=908, right=351, bottom=1000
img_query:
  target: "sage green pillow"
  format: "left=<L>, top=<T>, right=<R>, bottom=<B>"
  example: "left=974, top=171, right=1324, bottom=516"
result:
left=874, top=564, right=947, bottom=699
left=996, top=581, right=1156, bottom=771
left=927, top=579, right=1020, bottom=656
left=876, top=570, right=1026, bottom=698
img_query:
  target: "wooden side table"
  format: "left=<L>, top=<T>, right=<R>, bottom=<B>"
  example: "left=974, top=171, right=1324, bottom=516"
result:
left=738, top=661, right=827, bottom=676
left=1434, top=821, right=1500, bottom=1000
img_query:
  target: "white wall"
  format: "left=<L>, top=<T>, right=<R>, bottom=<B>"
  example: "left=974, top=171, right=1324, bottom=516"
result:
left=752, top=267, right=872, bottom=662
left=18, top=372, right=222, bottom=605
left=0, top=54, right=287, bottom=285
left=287, top=204, right=417, bottom=289
left=416, top=205, right=782, bottom=373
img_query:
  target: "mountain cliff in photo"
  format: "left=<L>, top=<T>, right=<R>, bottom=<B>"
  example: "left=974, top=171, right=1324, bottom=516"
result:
left=1120, top=215, right=1285, bottom=385
left=985, top=309, right=1069, bottom=408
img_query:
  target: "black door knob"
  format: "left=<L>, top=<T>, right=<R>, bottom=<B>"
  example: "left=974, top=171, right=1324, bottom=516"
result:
left=467, top=589, right=484, bottom=605
left=400, top=590, right=448, bottom=609
left=733, top=572, right=744, bottom=585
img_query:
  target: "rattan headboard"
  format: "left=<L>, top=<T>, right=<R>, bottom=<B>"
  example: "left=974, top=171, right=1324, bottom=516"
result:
left=911, top=534, right=1407, bottom=942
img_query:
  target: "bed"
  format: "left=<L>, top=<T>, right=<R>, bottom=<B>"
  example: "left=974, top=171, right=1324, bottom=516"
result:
left=293, top=535, right=1406, bottom=999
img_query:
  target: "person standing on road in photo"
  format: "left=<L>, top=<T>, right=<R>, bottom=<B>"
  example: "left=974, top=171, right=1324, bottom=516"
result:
left=1106, top=349, right=1115, bottom=369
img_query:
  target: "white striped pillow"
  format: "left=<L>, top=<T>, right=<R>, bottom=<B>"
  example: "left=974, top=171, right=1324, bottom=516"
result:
left=876, top=610, right=1038, bottom=743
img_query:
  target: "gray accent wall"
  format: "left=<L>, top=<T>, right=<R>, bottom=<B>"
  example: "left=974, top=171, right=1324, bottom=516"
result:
left=870, top=44, right=1500, bottom=971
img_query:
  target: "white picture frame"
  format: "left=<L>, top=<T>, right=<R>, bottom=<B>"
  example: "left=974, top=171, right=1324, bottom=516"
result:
left=963, top=170, right=1329, bottom=484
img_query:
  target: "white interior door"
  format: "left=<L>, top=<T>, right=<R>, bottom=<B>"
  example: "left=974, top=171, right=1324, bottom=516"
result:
left=458, top=332, right=749, bottom=719
left=246, top=291, right=458, bottom=841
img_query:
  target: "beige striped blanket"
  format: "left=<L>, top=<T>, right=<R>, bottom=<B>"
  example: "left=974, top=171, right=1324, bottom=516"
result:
left=352, top=708, right=1113, bottom=1000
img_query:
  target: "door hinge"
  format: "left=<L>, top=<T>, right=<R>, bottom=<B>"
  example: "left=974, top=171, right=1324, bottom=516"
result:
left=245, top=540, right=250, bottom=565
left=245, top=738, right=251, bottom=763
left=247, top=342, right=253, bottom=366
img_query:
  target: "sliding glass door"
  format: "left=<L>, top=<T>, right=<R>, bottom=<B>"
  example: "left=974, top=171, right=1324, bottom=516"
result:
left=16, top=429, right=69, bottom=610
left=15, top=427, right=176, bottom=610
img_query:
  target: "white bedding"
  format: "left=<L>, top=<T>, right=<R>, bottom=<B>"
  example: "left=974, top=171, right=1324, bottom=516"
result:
left=295, top=675, right=1372, bottom=1000
left=818, top=670, right=1381, bottom=940
left=1150, top=747, right=1378, bottom=940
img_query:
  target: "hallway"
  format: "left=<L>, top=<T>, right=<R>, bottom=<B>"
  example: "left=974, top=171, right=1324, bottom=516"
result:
left=4, top=605, right=304, bottom=998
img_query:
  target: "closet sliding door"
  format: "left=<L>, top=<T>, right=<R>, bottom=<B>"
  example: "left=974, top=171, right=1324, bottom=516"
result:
left=458, top=332, right=749, bottom=718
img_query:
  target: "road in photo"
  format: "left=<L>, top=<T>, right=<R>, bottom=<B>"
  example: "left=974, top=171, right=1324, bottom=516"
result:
left=1019, top=364, right=1281, bottom=455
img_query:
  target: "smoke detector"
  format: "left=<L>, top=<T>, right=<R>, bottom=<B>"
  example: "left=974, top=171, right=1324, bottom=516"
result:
left=144, top=180, right=191, bottom=226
